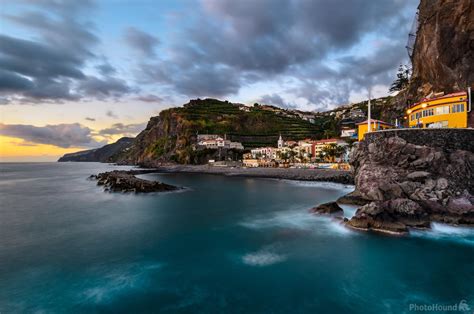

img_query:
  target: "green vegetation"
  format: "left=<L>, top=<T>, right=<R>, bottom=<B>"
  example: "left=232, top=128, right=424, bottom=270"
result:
left=150, top=136, right=176, bottom=158
left=173, top=98, right=326, bottom=146
left=319, top=143, right=347, bottom=162
left=124, top=96, right=405, bottom=165
left=389, top=64, right=411, bottom=93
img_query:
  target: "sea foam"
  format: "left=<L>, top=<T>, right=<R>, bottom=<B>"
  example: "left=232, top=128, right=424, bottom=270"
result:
left=239, top=209, right=355, bottom=237
left=242, top=250, right=287, bottom=266
left=411, top=223, right=474, bottom=246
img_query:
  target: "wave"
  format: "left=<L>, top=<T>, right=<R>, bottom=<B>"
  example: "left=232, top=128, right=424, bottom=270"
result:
left=81, top=261, right=163, bottom=304
left=242, top=249, right=287, bottom=267
left=411, top=223, right=474, bottom=246
left=339, top=204, right=359, bottom=219
left=280, top=180, right=354, bottom=191
left=239, top=209, right=355, bottom=237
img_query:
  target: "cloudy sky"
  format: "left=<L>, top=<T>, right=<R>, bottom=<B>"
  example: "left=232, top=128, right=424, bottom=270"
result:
left=0, top=0, right=418, bottom=161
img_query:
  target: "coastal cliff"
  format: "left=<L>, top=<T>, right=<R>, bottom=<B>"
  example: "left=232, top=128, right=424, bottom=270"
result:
left=58, top=137, right=134, bottom=162
left=408, top=0, right=473, bottom=99
left=117, top=98, right=327, bottom=166
left=394, top=0, right=474, bottom=126
left=345, top=129, right=474, bottom=234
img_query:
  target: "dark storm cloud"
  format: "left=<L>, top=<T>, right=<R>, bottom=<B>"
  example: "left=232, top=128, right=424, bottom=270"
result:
left=0, top=122, right=104, bottom=148
left=78, top=76, right=132, bottom=99
left=138, top=61, right=242, bottom=97
left=98, top=122, right=146, bottom=136
left=123, top=27, right=160, bottom=58
left=135, top=94, right=163, bottom=103
left=1, top=0, right=418, bottom=108
left=95, top=62, right=117, bottom=76
left=139, top=0, right=416, bottom=105
left=258, top=93, right=296, bottom=109
left=0, top=69, right=34, bottom=92
left=0, top=34, right=86, bottom=80
left=0, top=0, right=132, bottom=103
left=285, top=39, right=409, bottom=110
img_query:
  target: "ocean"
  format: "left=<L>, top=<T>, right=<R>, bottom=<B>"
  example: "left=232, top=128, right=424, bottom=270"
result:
left=0, top=162, right=473, bottom=313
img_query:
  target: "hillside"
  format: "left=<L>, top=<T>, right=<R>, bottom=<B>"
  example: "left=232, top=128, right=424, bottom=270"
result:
left=58, top=137, right=134, bottom=162
left=117, top=98, right=333, bottom=166
left=59, top=96, right=400, bottom=166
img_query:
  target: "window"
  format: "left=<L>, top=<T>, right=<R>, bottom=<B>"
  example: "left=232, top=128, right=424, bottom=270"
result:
left=410, top=114, right=415, bottom=121
left=452, top=103, right=465, bottom=113
left=422, top=109, right=434, bottom=117
left=435, top=105, right=449, bottom=115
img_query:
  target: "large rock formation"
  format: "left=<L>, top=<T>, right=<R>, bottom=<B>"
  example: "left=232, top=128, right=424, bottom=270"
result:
left=346, top=129, right=474, bottom=234
left=391, top=0, right=474, bottom=127
left=310, top=201, right=344, bottom=216
left=91, top=170, right=179, bottom=193
left=58, top=137, right=134, bottom=162
left=407, top=0, right=473, bottom=98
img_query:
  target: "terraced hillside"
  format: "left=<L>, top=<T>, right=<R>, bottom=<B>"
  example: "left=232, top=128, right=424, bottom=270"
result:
left=118, top=98, right=329, bottom=165
left=176, top=99, right=325, bottom=147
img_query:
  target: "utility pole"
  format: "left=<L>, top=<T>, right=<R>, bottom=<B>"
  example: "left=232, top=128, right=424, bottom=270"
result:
left=367, top=89, right=372, bottom=133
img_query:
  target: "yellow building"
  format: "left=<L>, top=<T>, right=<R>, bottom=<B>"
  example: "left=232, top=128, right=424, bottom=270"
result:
left=407, top=92, right=469, bottom=128
left=357, top=119, right=394, bottom=141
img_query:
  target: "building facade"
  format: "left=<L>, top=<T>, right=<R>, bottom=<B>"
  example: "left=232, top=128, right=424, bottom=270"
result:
left=357, top=120, right=394, bottom=141
left=406, top=91, right=469, bottom=129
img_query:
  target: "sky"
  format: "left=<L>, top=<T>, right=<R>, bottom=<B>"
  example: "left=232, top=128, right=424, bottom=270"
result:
left=0, top=0, right=418, bottom=161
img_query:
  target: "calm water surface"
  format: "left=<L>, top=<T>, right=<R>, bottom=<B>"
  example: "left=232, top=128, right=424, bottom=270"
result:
left=0, top=163, right=473, bottom=313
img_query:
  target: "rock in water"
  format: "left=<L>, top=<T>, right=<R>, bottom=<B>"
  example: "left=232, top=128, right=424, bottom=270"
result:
left=346, top=129, right=474, bottom=234
left=337, top=191, right=371, bottom=206
left=92, top=170, right=179, bottom=193
left=346, top=199, right=430, bottom=235
left=310, top=202, right=343, bottom=216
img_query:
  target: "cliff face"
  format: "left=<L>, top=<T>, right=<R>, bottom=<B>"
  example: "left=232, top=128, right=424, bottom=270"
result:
left=118, top=110, right=196, bottom=166
left=58, top=137, right=134, bottom=162
left=407, top=0, right=473, bottom=98
left=346, top=129, right=474, bottom=234
left=118, top=98, right=326, bottom=166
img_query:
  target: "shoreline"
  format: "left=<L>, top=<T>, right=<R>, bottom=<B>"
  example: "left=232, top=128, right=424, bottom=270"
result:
left=136, top=164, right=354, bottom=185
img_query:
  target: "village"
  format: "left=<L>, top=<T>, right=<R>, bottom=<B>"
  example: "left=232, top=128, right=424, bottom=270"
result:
left=195, top=89, right=471, bottom=170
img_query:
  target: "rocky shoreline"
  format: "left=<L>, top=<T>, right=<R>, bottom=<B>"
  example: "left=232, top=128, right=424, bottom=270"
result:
left=339, top=130, right=474, bottom=235
left=90, top=170, right=180, bottom=193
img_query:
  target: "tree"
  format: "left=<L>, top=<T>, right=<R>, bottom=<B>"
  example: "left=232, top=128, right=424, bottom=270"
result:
left=321, top=143, right=346, bottom=162
left=323, top=129, right=337, bottom=139
left=389, top=64, right=411, bottom=93
left=288, top=150, right=297, bottom=163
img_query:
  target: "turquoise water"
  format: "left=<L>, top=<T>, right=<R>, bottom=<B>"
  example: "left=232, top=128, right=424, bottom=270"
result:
left=0, top=163, right=473, bottom=313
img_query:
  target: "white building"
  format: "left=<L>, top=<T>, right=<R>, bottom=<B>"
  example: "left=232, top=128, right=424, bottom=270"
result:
left=340, top=128, right=356, bottom=138
left=197, top=134, right=244, bottom=150
left=278, top=134, right=284, bottom=148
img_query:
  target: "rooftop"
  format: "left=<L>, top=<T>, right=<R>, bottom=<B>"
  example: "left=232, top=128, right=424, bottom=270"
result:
left=356, top=119, right=393, bottom=126
left=409, top=91, right=467, bottom=108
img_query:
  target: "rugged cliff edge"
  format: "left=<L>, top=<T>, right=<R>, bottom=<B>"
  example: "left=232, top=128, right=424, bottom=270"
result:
left=408, top=0, right=473, bottom=99
left=345, top=129, right=474, bottom=234
left=395, top=0, right=474, bottom=126
left=58, top=137, right=134, bottom=162
left=117, top=98, right=328, bottom=166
